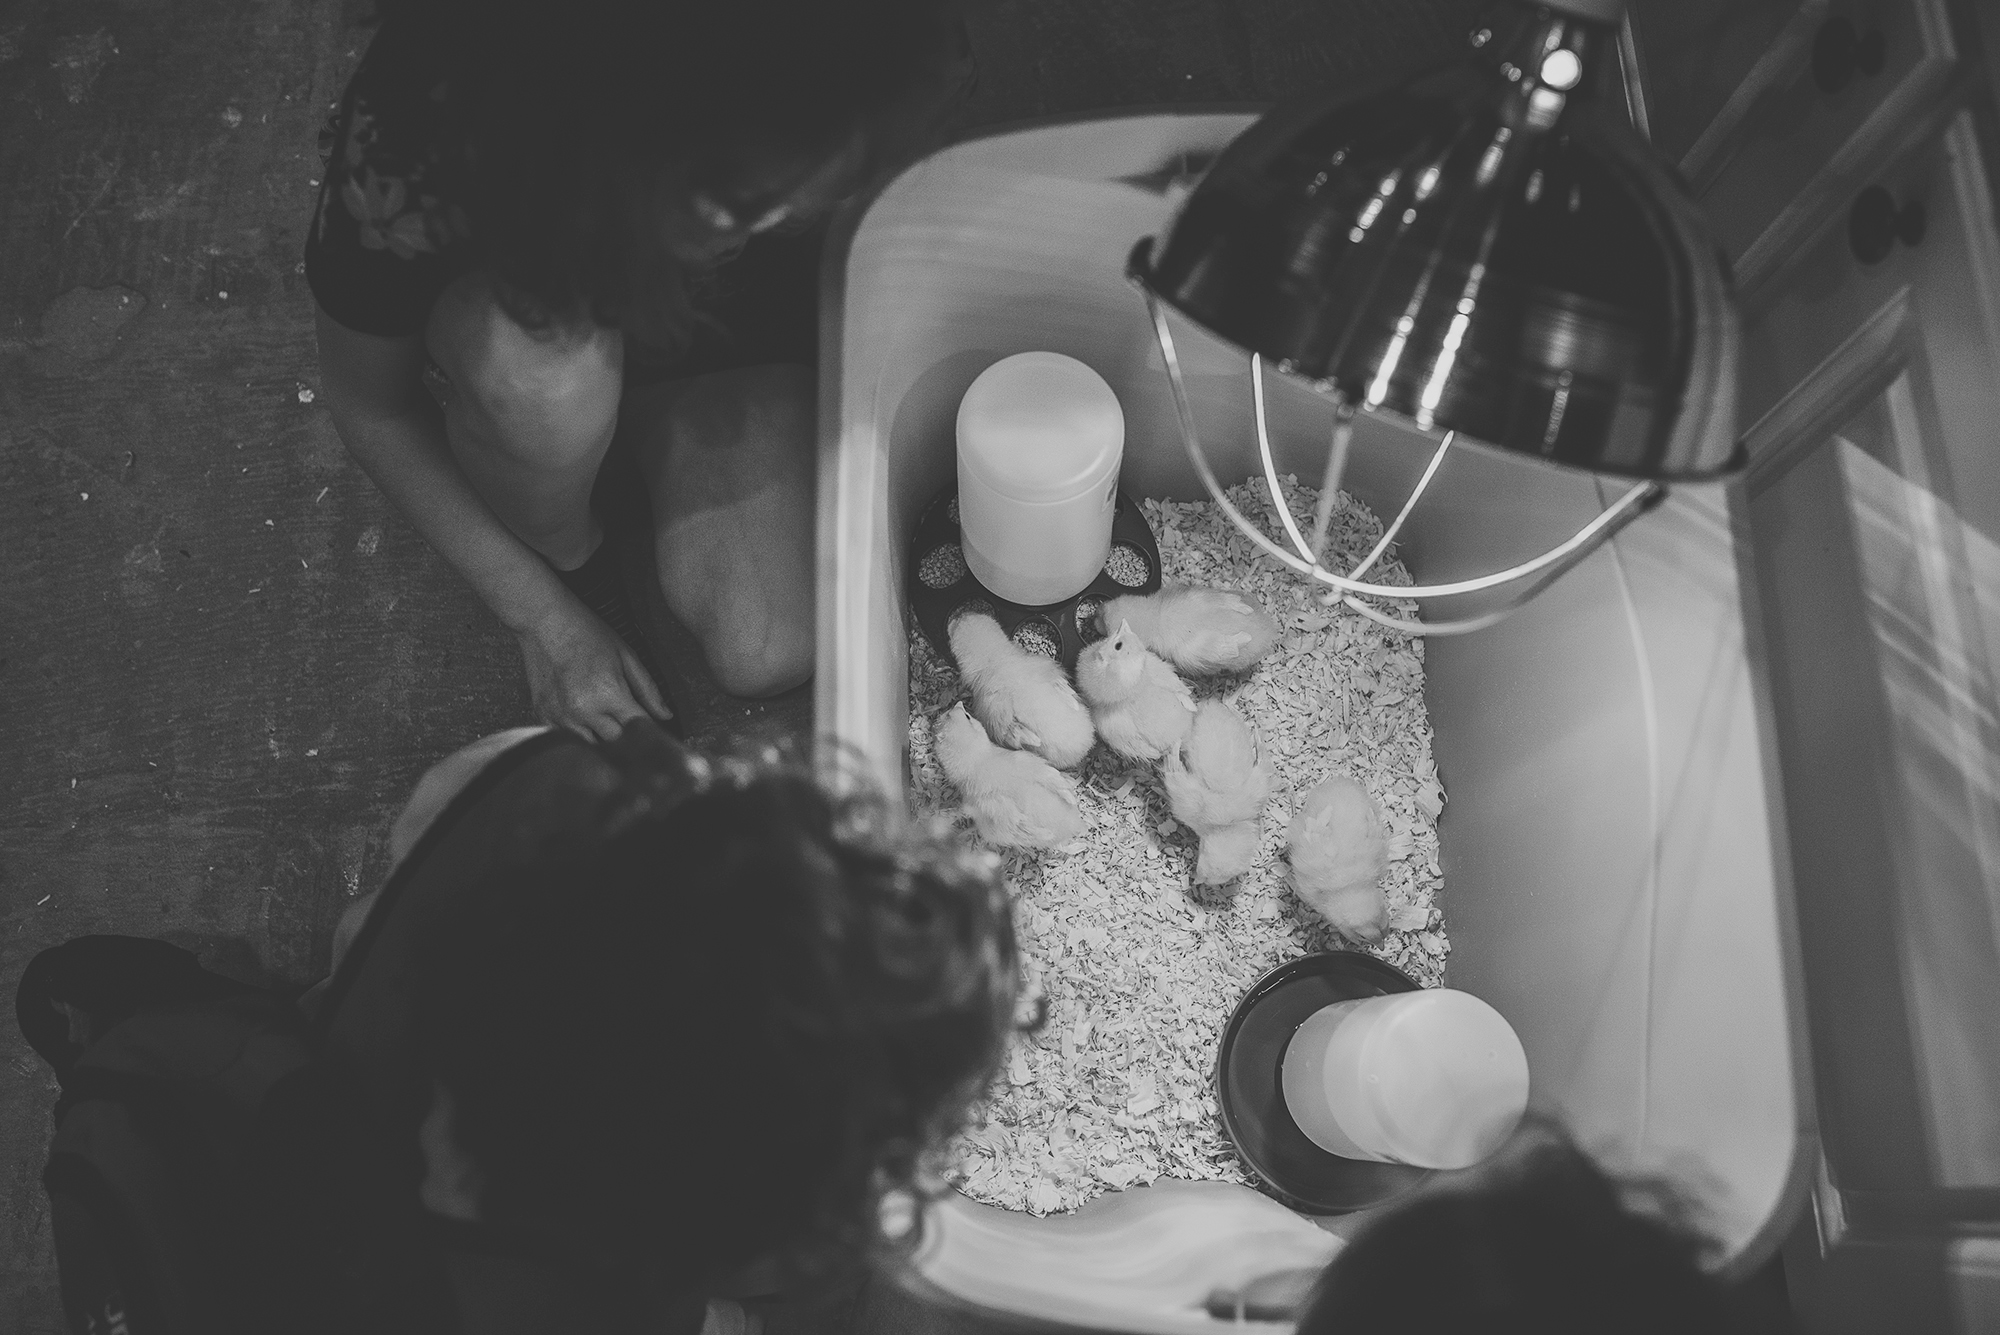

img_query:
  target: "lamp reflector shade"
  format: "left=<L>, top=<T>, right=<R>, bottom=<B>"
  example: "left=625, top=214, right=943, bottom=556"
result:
left=1132, top=8, right=1738, bottom=480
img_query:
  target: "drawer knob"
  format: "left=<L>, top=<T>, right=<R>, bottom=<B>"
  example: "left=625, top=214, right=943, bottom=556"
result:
left=1849, top=186, right=1927, bottom=265
left=1813, top=16, right=1887, bottom=94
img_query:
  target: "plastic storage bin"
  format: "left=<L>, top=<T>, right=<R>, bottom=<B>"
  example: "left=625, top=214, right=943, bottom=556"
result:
left=814, top=111, right=1813, bottom=1332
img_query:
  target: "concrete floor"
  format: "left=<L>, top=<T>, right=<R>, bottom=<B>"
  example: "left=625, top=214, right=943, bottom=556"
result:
left=0, top=1, right=1484, bottom=1327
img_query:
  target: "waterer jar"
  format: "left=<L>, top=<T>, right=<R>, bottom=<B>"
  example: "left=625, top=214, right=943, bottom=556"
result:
left=956, top=350, right=1126, bottom=606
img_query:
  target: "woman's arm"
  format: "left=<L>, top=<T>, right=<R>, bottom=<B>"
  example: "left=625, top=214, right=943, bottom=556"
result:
left=315, top=310, right=568, bottom=636
left=314, top=308, right=667, bottom=737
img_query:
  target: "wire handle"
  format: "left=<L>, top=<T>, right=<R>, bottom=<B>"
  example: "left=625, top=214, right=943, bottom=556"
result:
left=1147, top=291, right=1665, bottom=635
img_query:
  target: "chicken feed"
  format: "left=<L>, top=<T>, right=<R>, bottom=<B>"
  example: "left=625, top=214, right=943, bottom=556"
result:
left=1103, top=543, right=1152, bottom=589
left=910, top=475, right=1449, bottom=1216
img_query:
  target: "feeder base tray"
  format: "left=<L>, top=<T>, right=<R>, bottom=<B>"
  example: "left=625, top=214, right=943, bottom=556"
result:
left=908, top=484, right=1162, bottom=673
left=1216, top=951, right=1433, bottom=1215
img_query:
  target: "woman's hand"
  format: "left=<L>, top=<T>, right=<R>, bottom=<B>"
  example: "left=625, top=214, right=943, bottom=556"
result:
left=518, top=598, right=672, bottom=741
left=316, top=312, right=664, bottom=743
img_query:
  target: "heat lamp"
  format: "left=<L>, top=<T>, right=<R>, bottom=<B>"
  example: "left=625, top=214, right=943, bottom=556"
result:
left=1127, top=0, right=1739, bottom=634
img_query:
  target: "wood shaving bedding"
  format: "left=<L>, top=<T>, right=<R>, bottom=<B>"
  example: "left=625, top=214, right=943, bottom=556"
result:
left=910, top=476, right=1448, bottom=1215
left=919, top=543, right=970, bottom=589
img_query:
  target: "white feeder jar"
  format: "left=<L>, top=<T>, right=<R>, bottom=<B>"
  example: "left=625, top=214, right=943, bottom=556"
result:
left=956, top=351, right=1125, bottom=606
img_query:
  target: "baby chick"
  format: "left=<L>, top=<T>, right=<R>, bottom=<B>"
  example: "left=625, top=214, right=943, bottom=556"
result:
left=1074, top=619, right=1197, bottom=763
left=1286, top=773, right=1391, bottom=942
left=948, top=610, right=1096, bottom=769
left=1100, top=584, right=1280, bottom=676
left=933, top=703, right=1085, bottom=850
left=1163, top=699, right=1273, bottom=885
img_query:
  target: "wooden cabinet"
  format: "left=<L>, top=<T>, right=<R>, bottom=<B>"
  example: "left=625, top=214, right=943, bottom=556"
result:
left=1629, top=2, right=2000, bottom=1329
left=1649, top=0, right=1964, bottom=296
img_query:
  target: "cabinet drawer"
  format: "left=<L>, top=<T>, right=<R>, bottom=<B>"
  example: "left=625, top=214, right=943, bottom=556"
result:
left=1740, top=112, right=2000, bottom=556
left=1697, top=0, right=1959, bottom=295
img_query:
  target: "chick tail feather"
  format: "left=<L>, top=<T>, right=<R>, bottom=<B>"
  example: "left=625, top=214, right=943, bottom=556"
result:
left=1298, top=880, right=1389, bottom=943
left=1193, top=822, right=1260, bottom=886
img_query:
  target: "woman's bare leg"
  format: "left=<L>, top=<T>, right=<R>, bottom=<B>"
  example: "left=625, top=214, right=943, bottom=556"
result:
left=423, top=271, right=624, bottom=570
left=624, top=363, right=816, bottom=699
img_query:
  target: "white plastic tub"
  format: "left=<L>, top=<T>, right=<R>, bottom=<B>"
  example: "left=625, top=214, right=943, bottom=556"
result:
left=814, top=111, right=1814, bottom=1332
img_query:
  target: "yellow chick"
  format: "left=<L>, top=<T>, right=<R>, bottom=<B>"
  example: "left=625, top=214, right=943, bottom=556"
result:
left=1074, top=620, right=1197, bottom=763
left=1286, top=773, right=1390, bottom=942
left=1163, top=699, right=1274, bottom=885
left=1101, top=584, right=1281, bottom=675
left=933, top=703, right=1085, bottom=850
left=948, top=610, right=1096, bottom=769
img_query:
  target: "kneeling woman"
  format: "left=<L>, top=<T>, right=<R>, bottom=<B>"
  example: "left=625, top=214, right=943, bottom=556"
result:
left=309, top=0, right=972, bottom=737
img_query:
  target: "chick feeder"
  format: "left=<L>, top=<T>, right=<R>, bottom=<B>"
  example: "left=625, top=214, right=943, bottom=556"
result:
left=911, top=349, right=1166, bottom=672
left=906, top=483, right=1160, bottom=674
left=816, top=111, right=1807, bottom=1333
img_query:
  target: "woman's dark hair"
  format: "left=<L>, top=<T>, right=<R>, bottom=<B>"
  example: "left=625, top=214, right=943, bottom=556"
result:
left=379, top=0, right=968, bottom=354
left=415, top=724, right=1018, bottom=1292
left=1297, top=1117, right=1736, bottom=1335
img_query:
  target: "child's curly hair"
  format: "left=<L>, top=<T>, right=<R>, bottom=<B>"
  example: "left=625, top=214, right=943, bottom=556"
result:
left=414, top=723, right=1018, bottom=1292
left=1297, top=1116, right=1736, bottom=1334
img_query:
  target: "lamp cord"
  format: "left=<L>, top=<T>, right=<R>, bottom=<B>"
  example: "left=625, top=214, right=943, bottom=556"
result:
left=1597, top=474, right=1662, bottom=1153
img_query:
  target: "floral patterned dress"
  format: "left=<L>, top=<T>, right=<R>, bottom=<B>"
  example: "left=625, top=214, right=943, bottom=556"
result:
left=300, top=16, right=825, bottom=383
left=304, top=13, right=978, bottom=382
left=305, top=20, right=473, bottom=340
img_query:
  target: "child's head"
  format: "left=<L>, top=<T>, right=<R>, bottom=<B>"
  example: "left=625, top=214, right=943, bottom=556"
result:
left=1296, top=1118, right=1734, bottom=1335
left=381, top=0, right=967, bottom=350
left=415, top=725, right=1018, bottom=1291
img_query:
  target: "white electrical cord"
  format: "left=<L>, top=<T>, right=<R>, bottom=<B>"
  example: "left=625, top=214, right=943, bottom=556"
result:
left=1597, top=474, right=1662, bottom=1150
